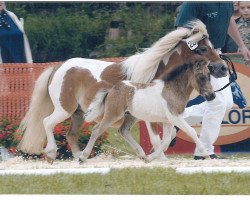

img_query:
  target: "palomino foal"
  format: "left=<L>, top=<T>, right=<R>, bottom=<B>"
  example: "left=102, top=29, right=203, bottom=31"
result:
left=82, top=58, right=216, bottom=162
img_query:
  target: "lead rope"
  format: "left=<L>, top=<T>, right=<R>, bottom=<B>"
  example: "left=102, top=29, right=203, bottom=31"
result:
left=214, top=54, right=237, bottom=92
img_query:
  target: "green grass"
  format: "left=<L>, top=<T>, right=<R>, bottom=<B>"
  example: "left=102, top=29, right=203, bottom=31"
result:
left=102, top=124, right=140, bottom=156
left=1, top=124, right=250, bottom=195
left=0, top=167, right=250, bottom=194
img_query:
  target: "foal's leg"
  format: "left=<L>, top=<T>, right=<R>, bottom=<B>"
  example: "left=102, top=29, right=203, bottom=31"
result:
left=79, top=112, right=125, bottom=163
left=171, top=116, right=209, bottom=157
left=66, top=106, right=84, bottom=159
left=43, top=108, right=72, bottom=162
left=145, top=122, right=167, bottom=160
left=119, top=113, right=146, bottom=160
left=146, top=123, right=174, bottom=162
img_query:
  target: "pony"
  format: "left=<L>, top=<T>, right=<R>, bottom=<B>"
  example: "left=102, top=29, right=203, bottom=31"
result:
left=81, top=58, right=225, bottom=162
left=17, top=20, right=228, bottom=163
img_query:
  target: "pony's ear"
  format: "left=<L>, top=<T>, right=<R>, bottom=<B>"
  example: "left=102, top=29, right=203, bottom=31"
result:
left=163, top=74, right=170, bottom=82
left=191, top=28, right=199, bottom=35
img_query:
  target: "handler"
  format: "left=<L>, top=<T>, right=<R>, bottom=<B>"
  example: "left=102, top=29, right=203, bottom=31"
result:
left=0, top=1, right=32, bottom=63
left=175, top=2, right=250, bottom=160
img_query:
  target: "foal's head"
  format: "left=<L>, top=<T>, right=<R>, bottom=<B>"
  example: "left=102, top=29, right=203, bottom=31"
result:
left=190, top=59, right=215, bottom=101
left=163, top=58, right=215, bottom=102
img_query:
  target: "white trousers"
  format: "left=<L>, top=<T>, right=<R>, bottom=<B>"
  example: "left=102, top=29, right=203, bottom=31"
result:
left=183, top=75, right=233, bottom=156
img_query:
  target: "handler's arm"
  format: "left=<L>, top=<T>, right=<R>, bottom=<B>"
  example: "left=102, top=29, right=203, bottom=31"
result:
left=228, top=16, right=250, bottom=66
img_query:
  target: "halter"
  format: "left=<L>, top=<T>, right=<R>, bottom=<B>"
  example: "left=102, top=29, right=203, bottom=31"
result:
left=213, top=54, right=237, bottom=93
left=186, top=35, right=237, bottom=93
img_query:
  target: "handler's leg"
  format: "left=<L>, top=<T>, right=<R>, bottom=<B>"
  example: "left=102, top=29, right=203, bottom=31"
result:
left=193, top=75, right=233, bottom=157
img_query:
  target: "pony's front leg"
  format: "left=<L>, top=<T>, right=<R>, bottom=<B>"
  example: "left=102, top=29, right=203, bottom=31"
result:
left=43, top=108, right=72, bottom=163
left=119, top=113, right=146, bottom=160
left=146, top=123, right=174, bottom=162
left=171, top=116, right=209, bottom=158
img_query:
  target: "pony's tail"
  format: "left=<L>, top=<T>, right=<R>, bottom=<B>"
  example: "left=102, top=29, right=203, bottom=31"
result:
left=84, top=88, right=109, bottom=122
left=17, top=67, right=55, bottom=154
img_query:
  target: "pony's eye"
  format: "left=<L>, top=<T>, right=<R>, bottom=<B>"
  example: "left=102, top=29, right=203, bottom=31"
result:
left=194, top=46, right=208, bottom=55
left=198, top=75, right=207, bottom=83
left=208, top=65, right=214, bottom=72
left=199, top=47, right=207, bottom=52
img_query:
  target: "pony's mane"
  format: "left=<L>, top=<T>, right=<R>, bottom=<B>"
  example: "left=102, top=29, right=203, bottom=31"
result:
left=163, top=63, right=192, bottom=82
left=121, top=19, right=208, bottom=83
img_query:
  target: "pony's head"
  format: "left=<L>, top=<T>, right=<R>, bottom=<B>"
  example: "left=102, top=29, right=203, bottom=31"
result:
left=190, top=59, right=215, bottom=101
left=179, top=20, right=228, bottom=78
left=121, top=19, right=227, bottom=84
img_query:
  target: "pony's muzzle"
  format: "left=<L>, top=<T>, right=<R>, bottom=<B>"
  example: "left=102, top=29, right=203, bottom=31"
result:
left=204, top=92, right=216, bottom=101
left=209, top=63, right=228, bottom=78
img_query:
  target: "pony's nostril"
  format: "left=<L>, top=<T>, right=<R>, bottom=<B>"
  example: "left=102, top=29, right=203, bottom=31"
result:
left=208, top=65, right=214, bottom=72
left=221, top=65, right=227, bottom=72
left=205, top=92, right=216, bottom=101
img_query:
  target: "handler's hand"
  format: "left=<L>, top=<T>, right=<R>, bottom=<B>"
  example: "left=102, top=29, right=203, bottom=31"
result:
left=240, top=46, right=250, bottom=66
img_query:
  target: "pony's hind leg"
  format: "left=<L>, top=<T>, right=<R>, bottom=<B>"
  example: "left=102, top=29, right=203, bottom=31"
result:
left=119, top=113, right=146, bottom=160
left=145, top=122, right=167, bottom=161
left=146, top=123, right=174, bottom=162
left=66, top=106, right=84, bottom=159
left=43, top=108, right=72, bottom=162
left=79, top=123, right=101, bottom=163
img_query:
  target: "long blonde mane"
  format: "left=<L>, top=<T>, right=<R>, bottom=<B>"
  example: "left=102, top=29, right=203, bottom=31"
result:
left=121, top=19, right=208, bottom=83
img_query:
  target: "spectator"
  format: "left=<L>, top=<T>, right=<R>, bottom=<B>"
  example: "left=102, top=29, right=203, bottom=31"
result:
left=175, top=2, right=250, bottom=160
left=222, top=2, right=242, bottom=53
left=238, top=1, right=250, bottom=50
left=0, top=1, right=32, bottom=63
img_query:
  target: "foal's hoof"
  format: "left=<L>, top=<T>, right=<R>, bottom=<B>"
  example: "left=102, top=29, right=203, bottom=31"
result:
left=43, top=149, right=57, bottom=164
left=143, top=156, right=153, bottom=163
left=139, top=156, right=148, bottom=163
left=78, top=158, right=84, bottom=164
left=158, top=155, right=168, bottom=161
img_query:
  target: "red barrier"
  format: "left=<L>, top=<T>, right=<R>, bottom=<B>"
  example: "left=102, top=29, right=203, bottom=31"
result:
left=1, top=57, right=249, bottom=153
left=0, top=58, right=125, bottom=122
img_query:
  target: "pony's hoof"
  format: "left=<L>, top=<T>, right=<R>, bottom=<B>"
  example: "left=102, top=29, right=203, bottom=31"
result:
left=43, top=148, right=57, bottom=164
left=78, top=155, right=87, bottom=164
left=46, top=156, right=54, bottom=165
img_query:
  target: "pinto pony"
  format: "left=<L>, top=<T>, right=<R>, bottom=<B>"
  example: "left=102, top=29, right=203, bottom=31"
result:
left=83, top=58, right=225, bottom=162
left=17, top=20, right=227, bottom=162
